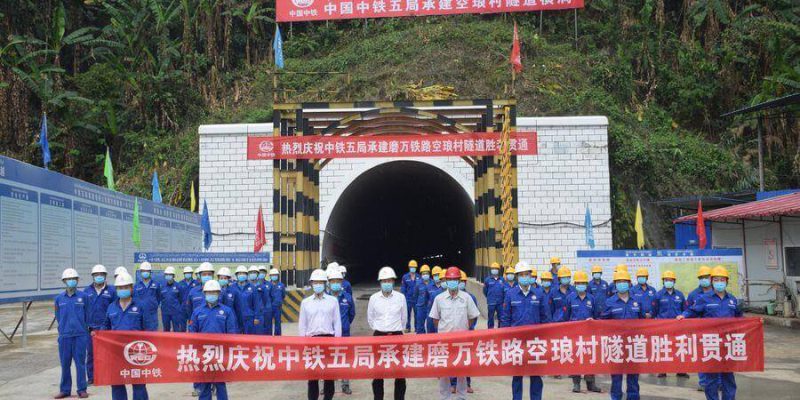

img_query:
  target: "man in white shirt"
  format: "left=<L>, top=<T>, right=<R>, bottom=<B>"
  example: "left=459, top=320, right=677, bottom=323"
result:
left=429, top=266, right=480, bottom=400
left=367, top=266, right=408, bottom=400
left=299, top=268, right=341, bottom=400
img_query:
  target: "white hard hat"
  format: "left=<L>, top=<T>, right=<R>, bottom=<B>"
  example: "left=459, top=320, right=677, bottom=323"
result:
left=339, top=265, right=347, bottom=274
left=514, top=261, right=533, bottom=274
left=269, top=268, right=279, bottom=275
left=326, top=267, right=343, bottom=280
left=114, top=273, right=134, bottom=287
left=164, top=266, right=176, bottom=275
left=377, top=266, right=397, bottom=281
left=248, top=265, right=260, bottom=273
left=235, top=265, right=248, bottom=274
left=140, top=261, right=152, bottom=271
left=259, top=265, right=268, bottom=271
left=91, top=264, right=107, bottom=275
left=326, top=262, right=340, bottom=270
left=203, top=280, right=221, bottom=292
left=114, top=266, right=128, bottom=277
left=197, top=262, right=215, bottom=273
left=62, top=268, right=79, bottom=280
left=183, top=266, right=194, bottom=274
left=217, top=267, right=232, bottom=277
left=309, top=268, right=328, bottom=282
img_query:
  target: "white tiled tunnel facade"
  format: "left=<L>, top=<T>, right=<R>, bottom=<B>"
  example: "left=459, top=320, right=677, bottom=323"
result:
left=199, top=116, right=611, bottom=274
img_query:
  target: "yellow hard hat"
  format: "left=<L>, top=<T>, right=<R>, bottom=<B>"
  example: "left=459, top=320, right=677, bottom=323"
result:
left=697, top=265, right=712, bottom=278
left=636, top=268, right=649, bottom=277
left=550, top=256, right=561, bottom=264
left=614, top=264, right=628, bottom=273
left=540, top=271, right=553, bottom=280
left=531, top=268, right=538, bottom=277
left=573, top=271, right=589, bottom=283
left=408, top=260, right=418, bottom=268
left=438, top=269, right=447, bottom=279
left=711, top=266, right=729, bottom=279
left=490, top=262, right=500, bottom=269
left=505, top=266, right=515, bottom=274
left=420, top=264, right=430, bottom=273
left=431, top=266, right=442, bottom=275
left=661, top=270, right=677, bottom=280
left=557, top=266, right=572, bottom=278
left=460, top=271, right=467, bottom=281
left=591, top=265, right=603, bottom=274
left=613, top=270, right=631, bottom=282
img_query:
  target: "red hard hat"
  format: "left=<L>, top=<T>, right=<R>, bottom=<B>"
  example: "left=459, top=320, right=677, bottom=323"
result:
left=445, top=266, right=461, bottom=279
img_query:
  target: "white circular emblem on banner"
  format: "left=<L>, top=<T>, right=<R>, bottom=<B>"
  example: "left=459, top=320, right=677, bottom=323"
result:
left=124, top=340, right=158, bottom=366
left=292, top=0, right=314, bottom=8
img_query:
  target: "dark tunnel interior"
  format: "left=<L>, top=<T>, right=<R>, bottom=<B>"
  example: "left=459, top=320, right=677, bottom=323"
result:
left=321, top=161, right=475, bottom=285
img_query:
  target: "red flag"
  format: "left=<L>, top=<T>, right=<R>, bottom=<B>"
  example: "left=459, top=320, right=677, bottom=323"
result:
left=696, top=200, right=707, bottom=249
left=254, top=205, right=266, bottom=252
left=510, top=22, right=523, bottom=73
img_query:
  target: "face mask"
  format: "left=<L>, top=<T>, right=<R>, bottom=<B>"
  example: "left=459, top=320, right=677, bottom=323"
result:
left=575, top=284, right=587, bottom=293
left=541, top=281, right=552, bottom=288
left=184, top=273, right=193, bottom=280
left=491, top=269, right=499, bottom=276
left=218, top=278, right=228, bottom=286
left=445, top=280, right=459, bottom=290
left=270, top=275, right=279, bottom=282
left=141, top=271, right=151, bottom=279
left=713, top=281, right=727, bottom=292
left=409, top=268, right=416, bottom=273
left=248, top=273, right=257, bottom=281
left=330, top=283, right=342, bottom=292
left=201, top=275, right=212, bottom=283
left=422, top=274, right=430, bottom=281
left=592, top=273, right=602, bottom=280
left=506, top=274, right=515, bottom=281
left=664, top=281, right=675, bottom=289
left=433, top=276, right=440, bottom=283
left=381, top=282, right=394, bottom=292
left=258, top=273, right=266, bottom=280
left=117, top=288, right=131, bottom=299
left=699, top=278, right=711, bottom=288
left=65, top=279, right=78, bottom=288
left=518, top=277, right=531, bottom=286
left=205, top=294, right=219, bottom=304
left=237, top=275, right=247, bottom=282
left=312, top=284, right=325, bottom=294
left=94, top=276, right=106, bottom=284
left=458, top=282, right=466, bottom=291
left=560, top=277, right=571, bottom=285
left=616, top=282, right=630, bottom=293
left=165, top=275, right=174, bottom=283
left=637, top=277, right=647, bottom=285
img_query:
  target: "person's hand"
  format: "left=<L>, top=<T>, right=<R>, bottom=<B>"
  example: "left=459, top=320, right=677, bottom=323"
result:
left=586, top=318, right=594, bottom=321
left=254, top=319, right=260, bottom=325
left=90, top=331, right=97, bottom=337
left=676, top=315, right=685, bottom=320
left=645, top=313, right=652, bottom=319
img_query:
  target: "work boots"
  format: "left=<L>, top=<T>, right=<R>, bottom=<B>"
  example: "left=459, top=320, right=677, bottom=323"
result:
left=572, top=376, right=582, bottom=393
left=585, top=376, right=602, bottom=393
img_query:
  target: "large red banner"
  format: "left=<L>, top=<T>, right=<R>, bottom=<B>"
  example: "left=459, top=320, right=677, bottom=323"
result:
left=93, top=318, right=763, bottom=385
left=246, top=131, right=537, bottom=160
left=277, top=0, right=585, bottom=22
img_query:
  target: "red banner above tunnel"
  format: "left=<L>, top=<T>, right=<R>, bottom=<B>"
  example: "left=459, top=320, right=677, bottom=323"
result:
left=247, top=131, right=537, bottom=160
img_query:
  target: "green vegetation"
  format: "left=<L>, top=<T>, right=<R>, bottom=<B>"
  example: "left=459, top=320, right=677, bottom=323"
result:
left=1, top=1, right=798, bottom=248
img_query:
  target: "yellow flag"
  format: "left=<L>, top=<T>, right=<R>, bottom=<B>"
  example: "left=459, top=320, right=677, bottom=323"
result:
left=190, top=181, right=196, bottom=212
left=635, top=200, right=645, bottom=249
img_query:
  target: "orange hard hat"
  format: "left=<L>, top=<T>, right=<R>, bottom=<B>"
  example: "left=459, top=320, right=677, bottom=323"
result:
left=445, top=266, right=461, bottom=279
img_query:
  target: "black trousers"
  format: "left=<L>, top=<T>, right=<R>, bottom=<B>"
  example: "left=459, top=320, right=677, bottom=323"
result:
left=309, top=334, right=335, bottom=400
left=371, top=331, right=406, bottom=400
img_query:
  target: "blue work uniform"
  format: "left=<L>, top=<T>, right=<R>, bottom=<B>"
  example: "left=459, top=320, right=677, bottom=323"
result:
left=414, top=280, right=431, bottom=333
left=84, top=284, right=116, bottom=383
left=602, top=294, right=645, bottom=400
left=400, top=272, right=419, bottom=331
left=564, top=292, right=599, bottom=321
left=682, top=291, right=743, bottom=400
left=232, top=282, right=261, bottom=334
left=335, top=290, right=356, bottom=336
left=220, top=285, right=241, bottom=324
left=425, top=283, right=445, bottom=333
left=133, top=279, right=162, bottom=331
left=103, top=299, right=148, bottom=400
left=342, top=279, right=352, bottom=295
left=55, top=290, right=90, bottom=396
left=588, top=278, right=610, bottom=304
left=189, top=302, right=238, bottom=400
left=686, top=285, right=717, bottom=390
left=548, top=285, right=576, bottom=322
left=185, top=285, right=207, bottom=318
left=483, top=275, right=505, bottom=329
left=630, top=284, right=657, bottom=316
left=654, top=288, right=686, bottom=319
left=270, top=281, right=286, bottom=335
left=256, top=282, right=272, bottom=335
left=159, top=281, right=186, bottom=332
left=500, top=285, right=550, bottom=400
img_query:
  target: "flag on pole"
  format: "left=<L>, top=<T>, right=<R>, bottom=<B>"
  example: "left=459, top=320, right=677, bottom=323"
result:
left=152, top=171, right=162, bottom=203
left=190, top=181, right=197, bottom=212
left=254, top=205, right=266, bottom=253
left=132, top=198, right=141, bottom=249
left=38, top=113, right=51, bottom=169
left=635, top=200, right=645, bottom=249
left=585, top=206, right=595, bottom=249
left=201, top=200, right=212, bottom=250
left=273, top=25, right=284, bottom=69
left=104, top=147, right=115, bottom=191
left=510, top=22, right=523, bottom=73
left=696, top=200, right=707, bottom=249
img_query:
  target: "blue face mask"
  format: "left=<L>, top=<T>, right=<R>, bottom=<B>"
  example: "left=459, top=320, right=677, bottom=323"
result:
left=445, top=280, right=459, bottom=290
left=117, top=288, right=131, bottom=299
left=491, top=269, right=499, bottom=276
left=409, top=268, right=416, bottom=273
left=270, top=275, right=279, bottom=282
left=560, top=277, right=571, bottom=285
left=381, top=282, right=394, bottom=292
left=458, top=282, right=466, bottom=291
left=575, top=284, right=588, bottom=293
left=312, top=284, right=325, bottom=294
left=592, top=273, right=602, bottom=280
left=637, top=277, right=647, bottom=285
left=237, top=274, right=247, bottom=282
left=422, top=274, right=430, bottom=281
left=699, top=278, right=711, bottom=288
left=205, top=294, right=219, bottom=304
left=218, top=278, right=229, bottom=286
left=330, top=283, right=342, bottom=292
left=664, top=281, right=675, bottom=289
left=184, top=273, right=193, bottom=280
left=165, top=275, right=174, bottom=283
left=257, top=273, right=265, bottom=280
left=248, top=273, right=258, bottom=281
left=541, top=280, right=552, bottom=288
left=616, top=282, right=630, bottom=293
left=94, top=275, right=106, bottom=284
left=65, top=279, right=78, bottom=288
left=141, top=271, right=151, bottom=279
left=518, top=277, right=531, bottom=286
left=506, top=274, right=515, bottom=281
left=713, top=281, right=727, bottom=292
left=200, top=275, right=212, bottom=283
left=433, top=276, right=440, bottom=283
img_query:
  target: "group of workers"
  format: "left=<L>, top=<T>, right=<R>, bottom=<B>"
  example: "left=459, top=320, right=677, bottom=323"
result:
left=53, top=256, right=741, bottom=400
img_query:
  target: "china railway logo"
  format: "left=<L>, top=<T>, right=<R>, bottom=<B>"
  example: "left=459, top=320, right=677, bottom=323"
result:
left=124, top=340, right=158, bottom=366
left=258, top=140, right=274, bottom=153
left=292, top=0, right=314, bottom=8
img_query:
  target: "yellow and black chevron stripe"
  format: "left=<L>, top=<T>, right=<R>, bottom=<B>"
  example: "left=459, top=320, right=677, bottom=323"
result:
left=281, top=288, right=307, bottom=322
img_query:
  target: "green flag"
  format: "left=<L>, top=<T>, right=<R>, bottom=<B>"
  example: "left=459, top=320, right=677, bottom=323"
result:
left=132, top=198, right=141, bottom=248
left=104, top=147, right=115, bottom=191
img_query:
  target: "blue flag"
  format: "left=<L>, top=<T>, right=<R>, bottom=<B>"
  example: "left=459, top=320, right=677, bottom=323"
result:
left=201, top=200, right=212, bottom=250
left=39, top=114, right=51, bottom=169
left=273, top=25, right=284, bottom=69
left=585, top=206, right=595, bottom=249
left=152, top=171, right=162, bottom=203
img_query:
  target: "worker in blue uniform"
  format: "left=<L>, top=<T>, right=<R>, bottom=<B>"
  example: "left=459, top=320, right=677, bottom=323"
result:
left=451, top=270, right=478, bottom=393
left=133, top=262, right=161, bottom=331
left=339, top=264, right=353, bottom=295
left=236, top=265, right=263, bottom=334
left=483, top=261, right=505, bottom=329
left=217, top=267, right=241, bottom=326
left=687, top=265, right=715, bottom=391
left=184, top=262, right=219, bottom=397
left=601, top=269, right=645, bottom=400
left=178, top=266, right=198, bottom=325
left=414, top=265, right=433, bottom=333
left=630, top=268, right=657, bottom=318
left=564, top=271, right=603, bottom=393
left=549, top=266, right=576, bottom=322
left=54, top=268, right=91, bottom=399
left=425, top=267, right=446, bottom=334
left=328, top=266, right=356, bottom=395
left=653, top=270, right=689, bottom=379
left=400, top=259, right=420, bottom=332
left=159, top=266, right=186, bottom=332
left=269, top=267, right=286, bottom=335
left=255, top=265, right=272, bottom=335
left=538, top=270, right=552, bottom=311
left=504, top=266, right=517, bottom=292
left=678, top=266, right=743, bottom=400
left=189, top=280, right=238, bottom=400
left=84, top=264, right=115, bottom=385
left=500, top=261, right=550, bottom=400
left=588, top=265, right=610, bottom=303
left=102, top=272, right=148, bottom=400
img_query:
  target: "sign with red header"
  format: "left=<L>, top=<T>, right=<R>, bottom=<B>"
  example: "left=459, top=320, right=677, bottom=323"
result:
left=247, top=131, right=537, bottom=160
left=93, top=318, right=763, bottom=385
left=277, top=0, right=585, bottom=22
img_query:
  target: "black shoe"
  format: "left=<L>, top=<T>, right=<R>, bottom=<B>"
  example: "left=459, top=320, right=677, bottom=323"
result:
left=697, top=386, right=705, bottom=392
left=587, top=384, right=602, bottom=393
left=572, top=383, right=581, bottom=393
left=554, top=375, right=562, bottom=379
left=657, top=373, right=667, bottom=378
left=677, top=373, right=690, bottom=378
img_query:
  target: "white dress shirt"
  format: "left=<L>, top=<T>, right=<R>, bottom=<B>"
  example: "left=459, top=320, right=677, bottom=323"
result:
left=298, top=293, right=342, bottom=337
left=429, top=290, right=480, bottom=333
left=367, top=290, right=407, bottom=332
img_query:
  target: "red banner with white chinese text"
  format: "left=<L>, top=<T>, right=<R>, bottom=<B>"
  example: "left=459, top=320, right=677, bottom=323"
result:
left=246, top=132, right=537, bottom=160
left=93, top=318, right=763, bottom=385
left=277, top=0, right=585, bottom=22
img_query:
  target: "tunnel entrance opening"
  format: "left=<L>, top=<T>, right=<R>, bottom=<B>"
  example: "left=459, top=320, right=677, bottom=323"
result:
left=321, top=161, right=475, bottom=285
